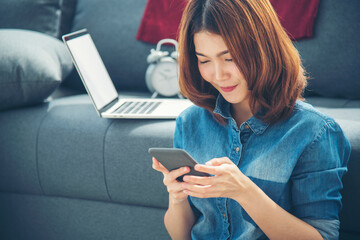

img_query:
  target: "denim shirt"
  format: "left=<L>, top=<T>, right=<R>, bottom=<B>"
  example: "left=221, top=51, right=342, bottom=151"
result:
left=173, top=95, right=351, bottom=240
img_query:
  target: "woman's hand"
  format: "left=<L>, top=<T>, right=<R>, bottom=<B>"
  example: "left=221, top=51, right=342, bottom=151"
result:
left=181, top=157, right=251, bottom=201
left=180, top=157, right=324, bottom=239
left=152, top=157, right=191, bottom=204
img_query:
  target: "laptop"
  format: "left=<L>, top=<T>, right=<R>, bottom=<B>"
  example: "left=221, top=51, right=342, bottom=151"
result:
left=62, top=29, right=193, bottom=119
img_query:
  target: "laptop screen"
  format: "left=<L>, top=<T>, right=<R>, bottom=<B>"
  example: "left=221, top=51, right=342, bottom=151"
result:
left=64, top=30, right=118, bottom=111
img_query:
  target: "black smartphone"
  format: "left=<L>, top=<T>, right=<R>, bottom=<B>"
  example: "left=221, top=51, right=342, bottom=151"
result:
left=149, top=148, right=211, bottom=182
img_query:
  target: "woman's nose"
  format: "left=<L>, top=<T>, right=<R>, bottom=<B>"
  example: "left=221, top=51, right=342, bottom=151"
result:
left=215, top=64, right=228, bottom=81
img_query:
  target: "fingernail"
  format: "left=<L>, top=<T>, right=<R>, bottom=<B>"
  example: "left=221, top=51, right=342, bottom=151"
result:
left=194, top=165, right=200, bottom=170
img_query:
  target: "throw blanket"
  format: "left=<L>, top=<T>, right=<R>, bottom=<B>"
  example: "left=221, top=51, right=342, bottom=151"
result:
left=136, top=0, right=320, bottom=44
left=269, top=0, right=320, bottom=40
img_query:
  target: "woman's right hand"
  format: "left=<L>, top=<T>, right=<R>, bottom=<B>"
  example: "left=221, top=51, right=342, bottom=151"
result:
left=152, top=157, right=190, bottom=204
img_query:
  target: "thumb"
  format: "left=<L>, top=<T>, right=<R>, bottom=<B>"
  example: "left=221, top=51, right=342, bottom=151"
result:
left=206, top=157, right=232, bottom=166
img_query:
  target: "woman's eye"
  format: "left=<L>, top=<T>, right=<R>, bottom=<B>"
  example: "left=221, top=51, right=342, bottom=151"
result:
left=199, top=60, right=209, bottom=64
left=225, top=59, right=233, bottom=62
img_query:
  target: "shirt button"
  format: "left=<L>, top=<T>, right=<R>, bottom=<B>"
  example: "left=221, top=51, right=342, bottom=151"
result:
left=223, top=213, right=226, bottom=218
left=236, top=147, right=240, bottom=153
left=244, top=124, right=250, bottom=129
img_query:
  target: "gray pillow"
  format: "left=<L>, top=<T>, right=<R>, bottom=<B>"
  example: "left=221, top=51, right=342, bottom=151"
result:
left=0, top=0, right=61, bottom=38
left=0, top=29, right=74, bottom=111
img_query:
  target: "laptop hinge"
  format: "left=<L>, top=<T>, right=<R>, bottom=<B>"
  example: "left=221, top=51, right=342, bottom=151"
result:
left=99, top=97, right=120, bottom=114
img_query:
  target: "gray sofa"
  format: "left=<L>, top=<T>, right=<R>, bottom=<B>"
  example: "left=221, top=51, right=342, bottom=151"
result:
left=0, top=0, right=359, bottom=239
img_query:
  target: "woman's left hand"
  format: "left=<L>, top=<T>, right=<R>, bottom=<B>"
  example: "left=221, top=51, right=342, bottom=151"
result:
left=181, top=157, right=251, bottom=201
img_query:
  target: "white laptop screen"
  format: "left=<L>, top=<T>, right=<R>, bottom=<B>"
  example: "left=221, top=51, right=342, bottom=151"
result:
left=65, top=32, right=118, bottom=111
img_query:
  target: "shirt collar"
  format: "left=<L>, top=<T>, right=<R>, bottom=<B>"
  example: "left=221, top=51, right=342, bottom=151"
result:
left=213, top=94, right=269, bottom=135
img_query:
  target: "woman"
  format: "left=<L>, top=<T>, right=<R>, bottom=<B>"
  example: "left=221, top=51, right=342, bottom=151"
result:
left=152, top=0, right=350, bottom=239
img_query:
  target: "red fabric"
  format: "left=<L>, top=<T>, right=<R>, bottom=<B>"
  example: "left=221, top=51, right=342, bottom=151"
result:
left=269, top=0, right=320, bottom=40
left=136, top=0, right=320, bottom=44
left=136, top=0, right=188, bottom=44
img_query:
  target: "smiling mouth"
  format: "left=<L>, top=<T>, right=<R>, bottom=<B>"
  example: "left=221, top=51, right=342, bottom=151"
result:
left=220, top=85, right=237, bottom=92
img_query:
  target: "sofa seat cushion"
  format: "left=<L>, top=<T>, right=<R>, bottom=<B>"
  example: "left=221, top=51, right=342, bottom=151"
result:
left=0, top=94, right=171, bottom=208
left=0, top=193, right=168, bottom=240
left=0, top=29, right=73, bottom=111
left=306, top=97, right=360, bottom=109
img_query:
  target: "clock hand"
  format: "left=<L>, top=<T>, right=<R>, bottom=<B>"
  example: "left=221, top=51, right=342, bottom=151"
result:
left=159, top=72, right=167, bottom=78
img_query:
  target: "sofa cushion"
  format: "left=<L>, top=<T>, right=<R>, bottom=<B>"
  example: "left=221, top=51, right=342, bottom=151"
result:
left=0, top=0, right=62, bottom=38
left=33, top=94, right=171, bottom=208
left=306, top=97, right=360, bottom=108
left=67, top=0, right=153, bottom=92
left=296, top=0, right=360, bottom=99
left=0, top=193, right=169, bottom=240
left=0, top=29, right=73, bottom=111
left=59, top=0, right=78, bottom=38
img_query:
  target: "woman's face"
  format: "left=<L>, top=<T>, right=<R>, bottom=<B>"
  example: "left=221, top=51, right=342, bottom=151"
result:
left=194, top=31, right=251, bottom=107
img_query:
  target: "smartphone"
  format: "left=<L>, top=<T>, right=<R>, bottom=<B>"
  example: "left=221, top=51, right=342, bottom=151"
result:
left=149, top=148, right=211, bottom=182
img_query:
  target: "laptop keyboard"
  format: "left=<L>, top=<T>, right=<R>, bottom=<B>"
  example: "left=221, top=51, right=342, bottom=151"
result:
left=114, top=101, right=162, bottom=115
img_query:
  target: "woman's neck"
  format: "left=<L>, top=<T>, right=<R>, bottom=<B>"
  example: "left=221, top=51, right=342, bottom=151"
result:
left=231, top=101, right=253, bottom=127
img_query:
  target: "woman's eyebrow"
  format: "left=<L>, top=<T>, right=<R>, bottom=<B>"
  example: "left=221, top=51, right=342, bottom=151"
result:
left=195, top=50, right=229, bottom=58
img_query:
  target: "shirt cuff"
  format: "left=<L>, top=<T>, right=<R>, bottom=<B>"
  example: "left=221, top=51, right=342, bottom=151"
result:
left=302, top=218, right=340, bottom=240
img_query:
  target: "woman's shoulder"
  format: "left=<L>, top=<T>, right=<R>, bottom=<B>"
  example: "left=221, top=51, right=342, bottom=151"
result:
left=177, top=104, right=213, bottom=123
left=291, top=100, right=337, bottom=128
left=289, top=101, right=350, bottom=177
left=284, top=100, right=347, bottom=145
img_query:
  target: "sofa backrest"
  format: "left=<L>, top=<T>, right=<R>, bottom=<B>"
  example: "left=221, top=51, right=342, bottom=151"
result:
left=63, top=0, right=154, bottom=92
left=0, top=0, right=77, bottom=39
left=63, top=0, right=360, bottom=99
left=295, top=0, right=360, bottom=99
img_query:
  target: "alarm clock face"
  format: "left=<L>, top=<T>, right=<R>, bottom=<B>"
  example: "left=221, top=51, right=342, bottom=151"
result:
left=151, top=60, right=179, bottom=97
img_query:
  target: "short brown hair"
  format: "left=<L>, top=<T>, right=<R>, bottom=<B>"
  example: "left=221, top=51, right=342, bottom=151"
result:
left=178, top=0, right=307, bottom=124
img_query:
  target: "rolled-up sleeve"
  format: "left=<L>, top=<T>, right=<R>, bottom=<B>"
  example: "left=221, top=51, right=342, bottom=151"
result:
left=291, top=120, right=351, bottom=239
left=303, top=218, right=340, bottom=240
